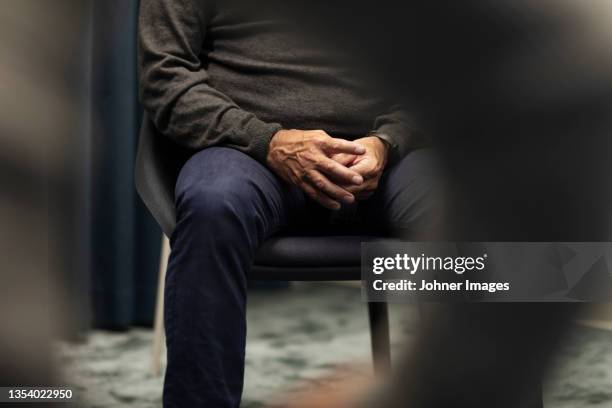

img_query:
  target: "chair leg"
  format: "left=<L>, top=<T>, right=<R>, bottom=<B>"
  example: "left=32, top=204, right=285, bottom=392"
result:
left=367, top=302, right=391, bottom=376
left=152, top=235, right=171, bottom=376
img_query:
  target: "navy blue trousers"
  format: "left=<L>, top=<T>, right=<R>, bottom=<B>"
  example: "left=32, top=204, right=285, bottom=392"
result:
left=163, top=147, right=437, bottom=407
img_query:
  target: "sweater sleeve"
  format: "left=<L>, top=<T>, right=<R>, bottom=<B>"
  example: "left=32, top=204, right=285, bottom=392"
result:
left=370, top=105, right=429, bottom=165
left=138, top=0, right=282, bottom=163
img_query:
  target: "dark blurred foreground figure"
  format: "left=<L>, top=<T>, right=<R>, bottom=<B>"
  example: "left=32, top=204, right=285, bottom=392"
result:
left=276, top=1, right=612, bottom=408
left=0, top=0, right=90, bottom=396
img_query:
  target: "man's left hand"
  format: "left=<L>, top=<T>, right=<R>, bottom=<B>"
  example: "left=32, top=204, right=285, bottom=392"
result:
left=336, top=136, right=388, bottom=200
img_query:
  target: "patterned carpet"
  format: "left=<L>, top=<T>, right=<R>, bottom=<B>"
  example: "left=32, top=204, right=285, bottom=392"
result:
left=59, top=283, right=612, bottom=407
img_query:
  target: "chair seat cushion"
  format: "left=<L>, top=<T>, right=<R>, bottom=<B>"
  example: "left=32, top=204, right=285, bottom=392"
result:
left=254, top=235, right=376, bottom=268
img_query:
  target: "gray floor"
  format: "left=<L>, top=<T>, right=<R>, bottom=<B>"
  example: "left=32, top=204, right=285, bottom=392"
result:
left=59, top=283, right=612, bottom=407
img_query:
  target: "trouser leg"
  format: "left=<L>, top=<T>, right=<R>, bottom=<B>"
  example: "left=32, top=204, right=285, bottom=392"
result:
left=163, top=147, right=304, bottom=407
left=361, top=148, right=441, bottom=238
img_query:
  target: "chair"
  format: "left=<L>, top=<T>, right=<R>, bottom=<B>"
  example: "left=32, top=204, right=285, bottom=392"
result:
left=151, top=234, right=391, bottom=377
left=135, top=116, right=391, bottom=378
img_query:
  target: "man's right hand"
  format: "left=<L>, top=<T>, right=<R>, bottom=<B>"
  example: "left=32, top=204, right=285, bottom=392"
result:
left=267, top=129, right=366, bottom=209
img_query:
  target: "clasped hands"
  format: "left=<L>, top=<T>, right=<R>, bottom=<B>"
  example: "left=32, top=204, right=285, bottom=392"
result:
left=267, top=129, right=388, bottom=209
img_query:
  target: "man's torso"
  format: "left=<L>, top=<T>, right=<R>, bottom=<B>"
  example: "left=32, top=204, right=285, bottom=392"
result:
left=201, top=1, right=390, bottom=138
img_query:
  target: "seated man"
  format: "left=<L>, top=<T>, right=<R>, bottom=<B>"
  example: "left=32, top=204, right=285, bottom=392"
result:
left=138, top=1, right=437, bottom=406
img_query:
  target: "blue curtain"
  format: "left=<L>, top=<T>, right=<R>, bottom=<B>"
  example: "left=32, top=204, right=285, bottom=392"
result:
left=89, top=0, right=161, bottom=330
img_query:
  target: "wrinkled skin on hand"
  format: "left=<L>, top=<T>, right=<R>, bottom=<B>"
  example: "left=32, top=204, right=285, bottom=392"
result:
left=267, top=129, right=367, bottom=209
left=332, top=136, right=388, bottom=200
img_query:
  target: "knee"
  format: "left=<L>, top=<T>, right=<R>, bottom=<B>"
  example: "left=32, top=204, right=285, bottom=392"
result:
left=174, top=148, right=262, bottom=232
left=178, top=177, right=253, bottom=230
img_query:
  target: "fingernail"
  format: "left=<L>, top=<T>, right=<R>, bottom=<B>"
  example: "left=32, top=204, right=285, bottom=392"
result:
left=343, top=195, right=354, bottom=204
left=352, top=176, right=363, bottom=184
left=356, top=146, right=366, bottom=154
left=332, top=203, right=341, bottom=210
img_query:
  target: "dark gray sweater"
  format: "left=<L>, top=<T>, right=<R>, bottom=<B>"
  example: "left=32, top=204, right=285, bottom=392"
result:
left=138, top=0, right=417, bottom=164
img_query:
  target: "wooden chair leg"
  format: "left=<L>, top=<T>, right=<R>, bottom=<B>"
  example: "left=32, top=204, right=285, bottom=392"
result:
left=367, top=302, right=391, bottom=376
left=152, top=235, right=171, bottom=376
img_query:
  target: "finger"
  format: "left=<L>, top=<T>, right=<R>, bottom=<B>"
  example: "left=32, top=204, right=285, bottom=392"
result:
left=349, top=158, right=378, bottom=179
left=316, top=157, right=364, bottom=185
left=321, top=137, right=366, bottom=155
left=300, top=182, right=342, bottom=210
left=343, top=178, right=378, bottom=194
left=330, top=153, right=356, bottom=166
left=305, top=170, right=355, bottom=204
left=343, top=184, right=362, bottom=195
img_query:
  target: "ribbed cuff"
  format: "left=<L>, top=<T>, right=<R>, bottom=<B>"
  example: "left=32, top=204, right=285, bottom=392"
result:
left=248, top=120, right=283, bottom=164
